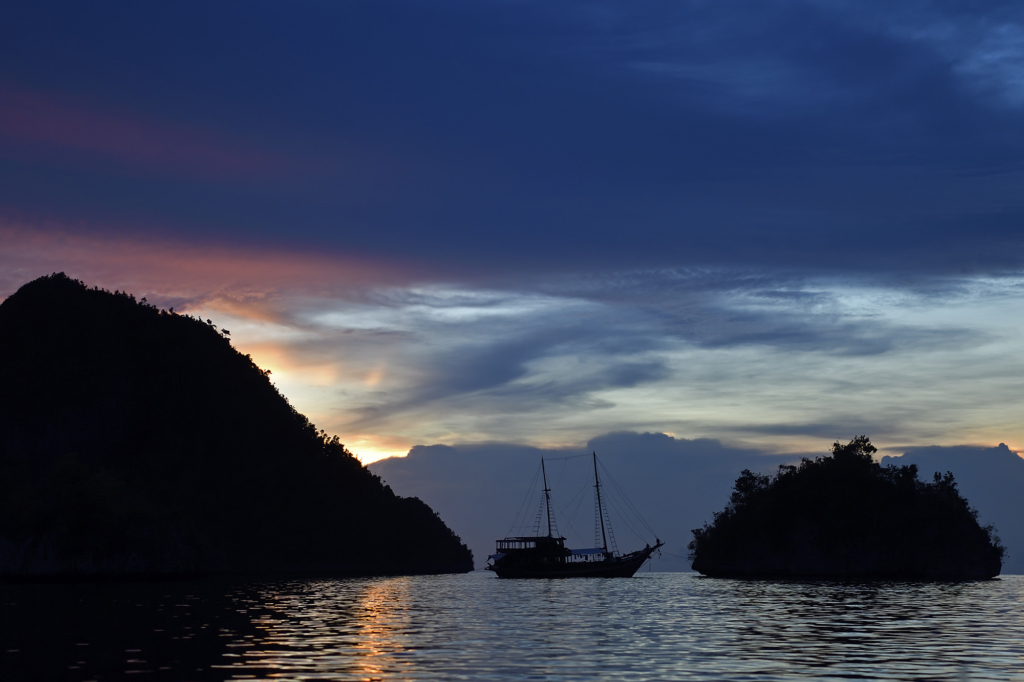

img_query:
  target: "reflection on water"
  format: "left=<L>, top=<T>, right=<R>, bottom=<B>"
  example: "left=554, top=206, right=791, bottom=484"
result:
left=2, top=573, right=1023, bottom=680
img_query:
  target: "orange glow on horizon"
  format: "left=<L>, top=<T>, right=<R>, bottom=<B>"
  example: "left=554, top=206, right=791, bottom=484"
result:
left=346, top=436, right=411, bottom=465
left=240, top=343, right=341, bottom=386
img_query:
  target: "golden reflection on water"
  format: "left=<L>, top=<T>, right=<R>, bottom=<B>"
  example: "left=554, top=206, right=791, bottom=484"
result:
left=226, top=577, right=422, bottom=680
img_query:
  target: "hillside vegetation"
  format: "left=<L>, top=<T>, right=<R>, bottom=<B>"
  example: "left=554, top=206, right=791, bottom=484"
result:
left=689, top=436, right=1003, bottom=579
left=0, top=273, right=473, bottom=577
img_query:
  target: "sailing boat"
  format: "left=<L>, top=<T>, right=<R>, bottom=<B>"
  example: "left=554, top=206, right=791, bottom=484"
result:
left=486, top=452, right=663, bottom=578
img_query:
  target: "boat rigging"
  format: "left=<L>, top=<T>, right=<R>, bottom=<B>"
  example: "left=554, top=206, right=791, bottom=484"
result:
left=486, top=452, right=663, bottom=578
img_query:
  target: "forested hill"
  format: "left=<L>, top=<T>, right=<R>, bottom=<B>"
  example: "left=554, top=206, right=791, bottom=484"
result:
left=0, top=273, right=473, bottom=577
left=689, top=437, right=1003, bottom=580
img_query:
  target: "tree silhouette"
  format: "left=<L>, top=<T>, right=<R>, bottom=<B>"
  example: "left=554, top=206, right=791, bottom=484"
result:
left=689, top=436, right=1003, bottom=579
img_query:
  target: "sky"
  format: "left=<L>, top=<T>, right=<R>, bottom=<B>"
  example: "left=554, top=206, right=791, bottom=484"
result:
left=3, top=1, right=1024, bottom=463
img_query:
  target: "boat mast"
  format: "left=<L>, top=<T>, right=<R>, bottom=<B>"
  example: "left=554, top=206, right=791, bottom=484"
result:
left=593, top=451, right=608, bottom=553
left=541, top=457, right=554, bottom=538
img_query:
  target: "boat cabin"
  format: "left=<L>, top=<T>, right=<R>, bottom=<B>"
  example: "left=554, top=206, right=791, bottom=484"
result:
left=496, top=536, right=564, bottom=552
left=492, top=536, right=613, bottom=565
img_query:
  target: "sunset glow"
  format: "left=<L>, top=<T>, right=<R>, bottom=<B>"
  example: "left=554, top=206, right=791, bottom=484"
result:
left=3, top=1, right=1024, bottom=468
left=3, top=223, right=1024, bottom=465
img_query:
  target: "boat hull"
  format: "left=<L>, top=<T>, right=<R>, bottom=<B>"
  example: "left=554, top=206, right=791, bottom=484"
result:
left=488, top=546, right=659, bottom=579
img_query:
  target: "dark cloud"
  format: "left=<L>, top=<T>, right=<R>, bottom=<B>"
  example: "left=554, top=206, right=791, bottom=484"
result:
left=370, top=432, right=796, bottom=571
left=541, top=268, right=989, bottom=356
left=3, top=1, right=1024, bottom=275
left=691, top=314, right=984, bottom=356
left=371, top=433, right=1024, bottom=574
left=882, top=444, right=1024, bottom=574
left=729, top=421, right=894, bottom=439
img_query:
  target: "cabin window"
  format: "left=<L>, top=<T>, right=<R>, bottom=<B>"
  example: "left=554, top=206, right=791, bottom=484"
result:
left=497, top=540, right=538, bottom=550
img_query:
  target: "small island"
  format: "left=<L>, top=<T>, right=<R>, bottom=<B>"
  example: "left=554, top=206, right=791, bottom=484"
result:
left=0, top=273, right=473, bottom=578
left=689, top=436, right=1003, bottom=580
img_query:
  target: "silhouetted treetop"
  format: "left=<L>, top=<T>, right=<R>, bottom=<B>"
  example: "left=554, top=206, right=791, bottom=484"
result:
left=0, top=273, right=473, bottom=577
left=689, top=436, right=1003, bottom=580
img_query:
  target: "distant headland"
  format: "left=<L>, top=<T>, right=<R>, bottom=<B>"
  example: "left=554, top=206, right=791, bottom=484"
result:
left=689, top=436, right=1003, bottom=580
left=0, top=273, right=473, bottom=578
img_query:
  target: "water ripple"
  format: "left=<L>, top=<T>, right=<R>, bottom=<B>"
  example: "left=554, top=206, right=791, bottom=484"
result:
left=2, top=573, right=1023, bottom=680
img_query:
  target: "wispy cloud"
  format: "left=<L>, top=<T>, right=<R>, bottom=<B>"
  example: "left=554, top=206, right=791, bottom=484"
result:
left=3, top=225, right=1023, bottom=463
left=195, top=264, right=1024, bottom=461
left=562, top=1, right=1024, bottom=112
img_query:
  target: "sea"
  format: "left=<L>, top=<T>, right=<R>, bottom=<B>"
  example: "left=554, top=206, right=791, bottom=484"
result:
left=2, top=571, right=1022, bottom=681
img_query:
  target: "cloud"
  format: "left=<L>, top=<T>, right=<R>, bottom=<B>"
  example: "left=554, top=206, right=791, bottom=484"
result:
left=564, top=0, right=1024, bottom=114
left=373, top=434, right=1024, bottom=574
left=316, top=289, right=674, bottom=434
left=370, top=432, right=798, bottom=571
left=338, top=270, right=1024, bottom=458
left=5, top=224, right=1023, bottom=463
left=886, top=5, right=1024, bottom=108
left=4, top=2, right=1024, bottom=276
left=0, top=222, right=417, bottom=308
left=882, top=444, right=1024, bottom=573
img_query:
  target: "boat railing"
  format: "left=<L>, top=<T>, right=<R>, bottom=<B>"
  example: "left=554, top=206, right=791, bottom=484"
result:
left=566, top=548, right=614, bottom=563
left=496, top=536, right=566, bottom=551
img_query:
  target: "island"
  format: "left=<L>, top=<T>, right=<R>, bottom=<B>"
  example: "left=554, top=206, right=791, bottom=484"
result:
left=689, top=436, right=1003, bottom=579
left=0, top=273, right=473, bottom=578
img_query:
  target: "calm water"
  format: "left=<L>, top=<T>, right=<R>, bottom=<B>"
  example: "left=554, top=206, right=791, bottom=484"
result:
left=2, top=572, right=1023, bottom=681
